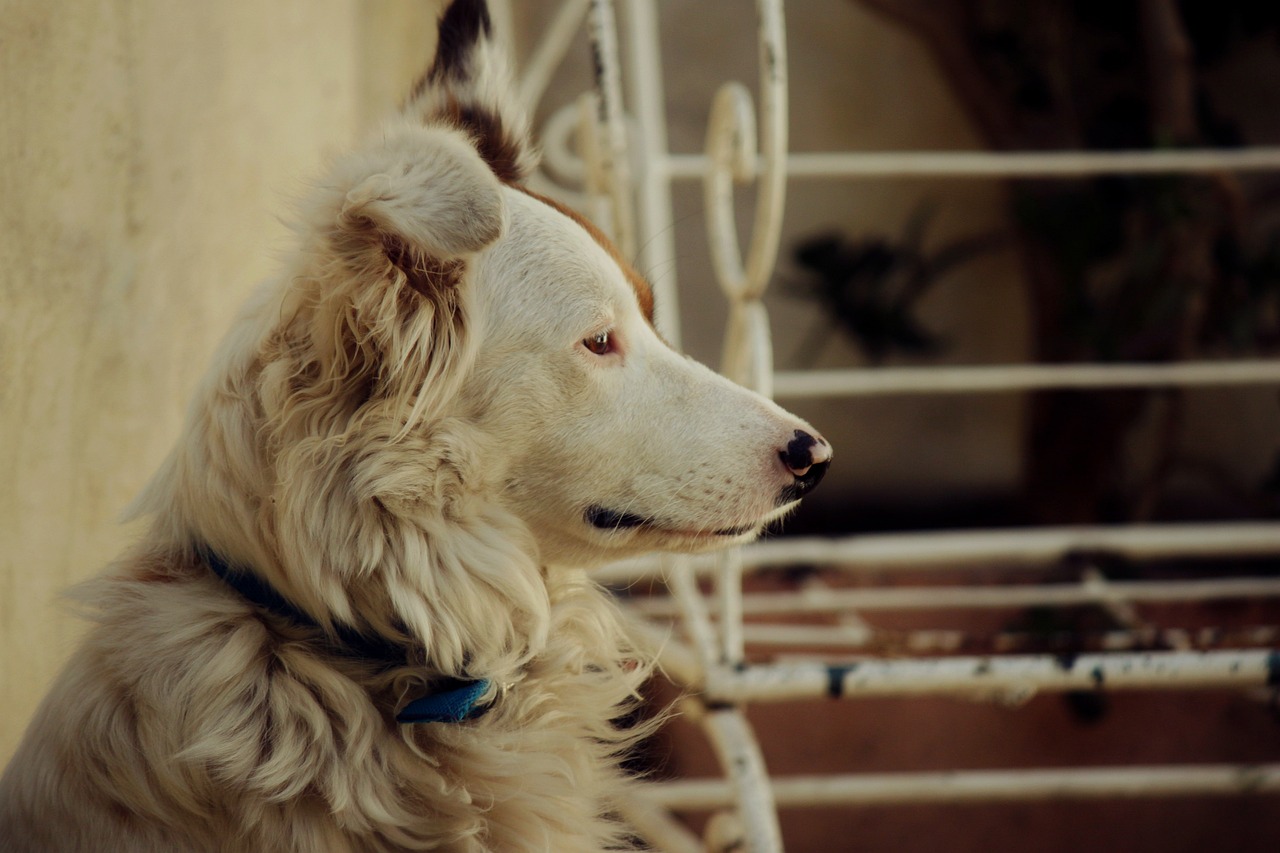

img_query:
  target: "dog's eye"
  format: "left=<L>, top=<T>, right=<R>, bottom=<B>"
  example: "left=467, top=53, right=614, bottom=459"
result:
left=583, top=331, right=613, bottom=355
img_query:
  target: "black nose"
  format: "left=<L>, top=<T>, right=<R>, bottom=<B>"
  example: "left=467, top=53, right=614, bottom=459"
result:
left=779, top=430, right=832, bottom=501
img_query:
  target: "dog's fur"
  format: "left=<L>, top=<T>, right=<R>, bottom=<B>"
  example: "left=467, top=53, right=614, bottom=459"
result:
left=0, top=2, right=829, bottom=850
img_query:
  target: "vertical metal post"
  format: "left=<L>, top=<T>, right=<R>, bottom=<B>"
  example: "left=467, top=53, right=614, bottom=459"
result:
left=620, top=0, right=683, bottom=344
left=584, top=0, right=638, bottom=260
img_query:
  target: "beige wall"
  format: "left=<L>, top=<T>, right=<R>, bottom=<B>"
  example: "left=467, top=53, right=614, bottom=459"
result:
left=0, top=0, right=440, bottom=763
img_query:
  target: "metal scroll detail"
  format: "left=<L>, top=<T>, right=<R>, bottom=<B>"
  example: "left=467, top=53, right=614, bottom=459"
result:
left=576, top=2, right=794, bottom=850
left=703, top=0, right=788, bottom=399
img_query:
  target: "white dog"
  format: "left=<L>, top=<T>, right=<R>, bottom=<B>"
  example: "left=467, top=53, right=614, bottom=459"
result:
left=0, top=1, right=830, bottom=850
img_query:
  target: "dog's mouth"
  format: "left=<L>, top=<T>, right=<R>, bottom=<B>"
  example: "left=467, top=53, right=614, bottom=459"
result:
left=584, top=505, right=757, bottom=539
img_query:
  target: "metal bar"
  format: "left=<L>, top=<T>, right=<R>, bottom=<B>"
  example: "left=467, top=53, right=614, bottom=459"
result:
left=703, top=649, right=1279, bottom=704
left=666, top=555, right=722, bottom=670
left=729, top=624, right=1280, bottom=653
left=717, top=547, right=746, bottom=666
left=621, top=608, right=705, bottom=686
left=735, top=622, right=880, bottom=648
left=642, top=763, right=1280, bottom=810
left=690, top=8, right=791, bottom=845
left=629, top=576, right=1280, bottom=618
left=771, top=360, right=1280, bottom=399
left=585, top=0, right=638, bottom=258
left=516, top=0, right=591, bottom=110
left=702, top=0, right=788, bottom=398
left=1082, top=566, right=1148, bottom=637
left=667, top=147, right=1280, bottom=180
left=620, top=0, right=683, bottom=344
left=617, top=796, right=703, bottom=853
left=597, top=522, right=1280, bottom=583
left=700, top=707, right=784, bottom=853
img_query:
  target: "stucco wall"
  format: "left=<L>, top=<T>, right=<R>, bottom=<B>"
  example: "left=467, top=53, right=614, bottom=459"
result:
left=0, top=0, right=439, bottom=763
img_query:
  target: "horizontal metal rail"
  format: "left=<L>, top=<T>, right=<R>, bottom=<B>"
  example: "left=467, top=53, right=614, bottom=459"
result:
left=629, top=576, right=1280, bottom=617
left=597, top=523, right=1280, bottom=583
left=642, top=763, right=1280, bottom=810
left=770, top=360, right=1280, bottom=399
left=731, top=624, right=1280, bottom=653
left=702, top=649, right=1279, bottom=704
left=665, top=147, right=1280, bottom=180
left=617, top=798, right=702, bottom=853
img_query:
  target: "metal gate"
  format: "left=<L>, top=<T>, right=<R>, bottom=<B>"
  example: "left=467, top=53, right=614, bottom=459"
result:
left=505, top=2, right=1280, bottom=849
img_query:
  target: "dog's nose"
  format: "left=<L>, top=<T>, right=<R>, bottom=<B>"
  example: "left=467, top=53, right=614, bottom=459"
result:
left=779, top=429, right=831, bottom=497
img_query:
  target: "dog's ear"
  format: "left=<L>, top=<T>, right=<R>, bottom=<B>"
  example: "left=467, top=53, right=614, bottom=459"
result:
left=333, top=124, right=504, bottom=299
left=404, top=0, right=536, bottom=184
left=325, top=0, right=530, bottom=298
left=274, top=120, right=505, bottom=446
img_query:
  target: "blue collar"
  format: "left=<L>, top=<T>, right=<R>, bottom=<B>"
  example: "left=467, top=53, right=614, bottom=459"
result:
left=200, top=547, right=492, bottom=724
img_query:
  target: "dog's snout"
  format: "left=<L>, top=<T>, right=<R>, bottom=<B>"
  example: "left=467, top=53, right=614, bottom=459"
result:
left=780, top=430, right=831, bottom=477
left=778, top=430, right=832, bottom=499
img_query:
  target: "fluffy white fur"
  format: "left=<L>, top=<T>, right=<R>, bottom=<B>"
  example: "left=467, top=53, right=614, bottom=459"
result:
left=0, top=3, right=829, bottom=850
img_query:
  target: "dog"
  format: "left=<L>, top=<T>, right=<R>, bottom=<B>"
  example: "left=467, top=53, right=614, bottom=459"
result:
left=0, top=1, right=830, bottom=849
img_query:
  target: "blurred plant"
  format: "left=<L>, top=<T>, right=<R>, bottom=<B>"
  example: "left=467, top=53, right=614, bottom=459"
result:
left=834, top=0, right=1280, bottom=522
left=787, top=207, right=1003, bottom=366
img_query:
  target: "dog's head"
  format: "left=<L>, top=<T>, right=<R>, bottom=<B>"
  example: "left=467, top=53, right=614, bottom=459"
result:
left=393, top=2, right=830, bottom=567
left=464, top=184, right=832, bottom=566
left=148, top=0, right=828, bottom=665
left=269, top=0, right=828, bottom=567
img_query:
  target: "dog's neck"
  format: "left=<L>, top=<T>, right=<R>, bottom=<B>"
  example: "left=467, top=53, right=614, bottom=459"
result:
left=200, top=546, right=494, bottom=724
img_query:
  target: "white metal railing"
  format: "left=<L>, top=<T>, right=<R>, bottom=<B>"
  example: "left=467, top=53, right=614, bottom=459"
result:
left=627, top=577, right=1280, bottom=617
left=509, top=2, right=1280, bottom=851
left=700, top=650, right=1277, bottom=704
left=596, top=521, right=1280, bottom=581
left=771, top=359, right=1280, bottom=397
left=666, top=146, right=1280, bottom=180
left=641, top=762, right=1280, bottom=809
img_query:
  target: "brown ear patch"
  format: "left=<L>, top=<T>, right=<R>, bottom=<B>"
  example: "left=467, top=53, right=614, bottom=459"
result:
left=382, top=236, right=465, bottom=299
left=516, top=188, right=657, bottom=327
left=443, top=102, right=528, bottom=185
left=404, top=0, right=533, bottom=185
